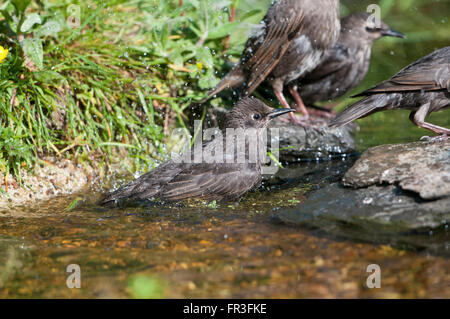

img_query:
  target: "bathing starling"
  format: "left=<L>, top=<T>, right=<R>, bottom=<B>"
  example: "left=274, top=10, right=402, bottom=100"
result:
left=330, top=46, right=450, bottom=141
left=100, top=98, right=293, bottom=206
left=294, top=12, right=405, bottom=110
left=203, top=0, right=340, bottom=123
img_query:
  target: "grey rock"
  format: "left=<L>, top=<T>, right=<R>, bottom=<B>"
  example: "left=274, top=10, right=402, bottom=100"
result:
left=268, top=117, right=356, bottom=161
left=343, top=141, right=450, bottom=200
left=205, top=107, right=357, bottom=161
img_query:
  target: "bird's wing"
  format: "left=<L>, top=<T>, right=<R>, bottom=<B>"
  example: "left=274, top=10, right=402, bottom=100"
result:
left=435, top=63, right=450, bottom=91
left=301, top=44, right=351, bottom=82
left=99, top=161, right=183, bottom=205
left=241, top=6, right=305, bottom=95
left=161, top=163, right=261, bottom=201
left=354, top=52, right=450, bottom=97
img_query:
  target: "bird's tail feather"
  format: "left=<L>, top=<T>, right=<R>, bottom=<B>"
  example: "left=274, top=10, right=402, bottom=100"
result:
left=98, top=186, right=133, bottom=206
left=201, top=67, right=245, bottom=103
left=98, top=179, right=145, bottom=206
left=329, top=96, right=387, bottom=128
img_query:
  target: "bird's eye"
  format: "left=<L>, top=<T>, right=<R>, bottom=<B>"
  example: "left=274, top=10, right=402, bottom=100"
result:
left=365, top=26, right=380, bottom=33
left=253, top=113, right=261, bottom=120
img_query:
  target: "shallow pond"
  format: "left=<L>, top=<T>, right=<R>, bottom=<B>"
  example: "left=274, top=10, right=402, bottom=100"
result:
left=0, top=152, right=449, bottom=298
left=1, top=0, right=449, bottom=299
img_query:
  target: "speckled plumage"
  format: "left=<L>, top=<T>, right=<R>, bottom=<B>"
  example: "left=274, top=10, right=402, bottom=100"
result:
left=296, top=12, right=405, bottom=105
left=330, top=46, right=450, bottom=138
left=203, top=0, right=340, bottom=121
left=268, top=0, right=341, bottom=90
left=100, top=98, right=293, bottom=206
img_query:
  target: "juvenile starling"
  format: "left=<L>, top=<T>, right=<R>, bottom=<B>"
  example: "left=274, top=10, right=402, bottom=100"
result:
left=203, top=0, right=340, bottom=123
left=330, top=46, right=450, bottom=141
left=100, top=98, right=293, bottom=206
left=294, top=12, right=405, bottom=110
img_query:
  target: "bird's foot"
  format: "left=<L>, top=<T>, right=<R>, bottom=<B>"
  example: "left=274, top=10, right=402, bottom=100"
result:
left=286, top=113, right=326, bottom=134
left=420, top=134, right=449, bottom=143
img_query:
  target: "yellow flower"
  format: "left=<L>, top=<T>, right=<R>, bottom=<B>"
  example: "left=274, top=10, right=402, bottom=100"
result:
left=0, top=46, right=8, bottom=63
left=196, top=61, right=203, bottom=71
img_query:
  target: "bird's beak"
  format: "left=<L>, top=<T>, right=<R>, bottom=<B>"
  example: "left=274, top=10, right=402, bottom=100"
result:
left=269, top=108, right=294, bottom=119
left=381, top=28, right=406, bottom=39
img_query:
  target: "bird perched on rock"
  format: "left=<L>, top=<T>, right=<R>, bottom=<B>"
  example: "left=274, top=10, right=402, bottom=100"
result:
left=294, top=12, right=405, bottom=111
left=100, top=98, right=293, bottom=206
left=203, top=0, right=340, bottom=124
left=330, top=46, right=450, bottom=141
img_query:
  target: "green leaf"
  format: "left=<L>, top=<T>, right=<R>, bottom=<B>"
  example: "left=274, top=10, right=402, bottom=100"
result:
left=65, top=197, right=83, bottom=212
left=267, top=151, right=283, bottom=169
left=35, top=19, right=61, bottom=37
left=20, top=12, right=42, bottom=33
left=11, top=0, right=31, bottom=15
left=207, top=200, right=217, bottom=208
left=198, top=68, right=218, bottom=89
left=239, top=9, right=261, bottom=22
left=0, top=1, right=10, bottom=11
left=33, top=70, right=65, bottom=83
left=160, top=23, right=169, bottom=51
left=207, top=21, right=239, bottom=40
left=213, top=0, right=232, bottom=9
left=232, top=0, right=242, bottom=7
left=22, top=38, right=44, bottom=69
left=196, top=46, right=213, bottom=68
left=98, top=142, right=138, bottom=149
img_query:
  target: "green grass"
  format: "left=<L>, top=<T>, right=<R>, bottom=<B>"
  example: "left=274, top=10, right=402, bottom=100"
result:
left=0, top=0, right=260, bottom=178
left=0, top=0, right=448, bottom=180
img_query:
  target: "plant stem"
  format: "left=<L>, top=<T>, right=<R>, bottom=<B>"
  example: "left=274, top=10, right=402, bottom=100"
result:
left=224, top=5, right=235, bottom=50
left=179, top=0, right=184, bottom=16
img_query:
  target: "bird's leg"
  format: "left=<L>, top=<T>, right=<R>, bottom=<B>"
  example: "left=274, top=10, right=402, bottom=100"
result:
left=272, top=81, right=297, bottom=123
left=273, top=85, right=323, bottom=133
left=273, top=81, right=307, bottom=125
left=409, top=106, right=450, bottom=142
left=274, top=87, right=308, bottom=125
left=288, top=85, right=309, bottom=117
left=288, top=85, right=334, bottom=119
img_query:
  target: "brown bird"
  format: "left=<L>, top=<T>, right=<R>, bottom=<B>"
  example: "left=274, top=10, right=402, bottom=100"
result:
left=100, top=98, right=293, bottom=206
left=294, top=12, right=405, bottom=111
left=330, top=46, right=450, bottom=141
left=203, top=0, right=340, bottom=123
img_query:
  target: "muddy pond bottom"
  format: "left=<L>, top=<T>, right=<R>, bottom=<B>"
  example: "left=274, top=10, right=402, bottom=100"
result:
left=0, top=158, right=449, bottom=298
